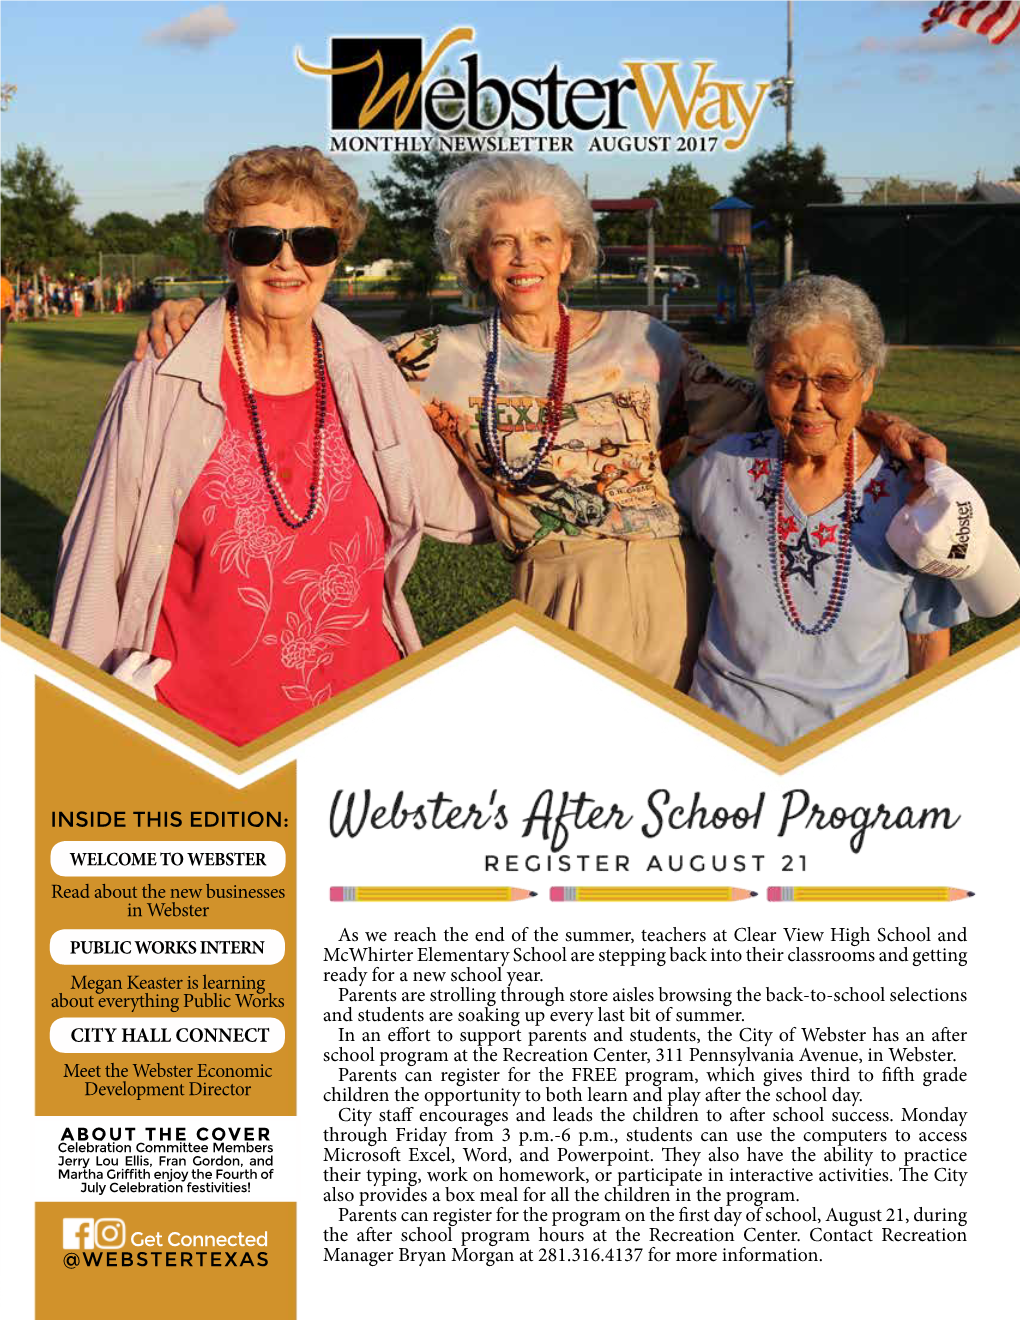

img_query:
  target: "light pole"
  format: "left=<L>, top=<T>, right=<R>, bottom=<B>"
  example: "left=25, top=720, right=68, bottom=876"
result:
left=645, top=202, right=658, bottom=309
left=769, top=1, right=795, bottom=284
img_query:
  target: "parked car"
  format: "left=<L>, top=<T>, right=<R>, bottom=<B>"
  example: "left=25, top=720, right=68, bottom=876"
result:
left=636, top=264, right=700, bottom=290
left=151, top=275, right=179, bottom=304
left=343, top=258, right=412, bottom=279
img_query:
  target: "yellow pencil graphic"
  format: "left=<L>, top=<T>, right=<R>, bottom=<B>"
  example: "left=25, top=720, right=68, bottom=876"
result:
left=330, top=886, right=536, bottom=902
left=551, top=886, right=756, bottom=902
left=767, top=886, right=973, bottom=902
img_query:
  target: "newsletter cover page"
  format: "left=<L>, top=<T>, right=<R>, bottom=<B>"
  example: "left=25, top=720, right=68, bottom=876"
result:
left=2, top=4, right=1018, bottom=1318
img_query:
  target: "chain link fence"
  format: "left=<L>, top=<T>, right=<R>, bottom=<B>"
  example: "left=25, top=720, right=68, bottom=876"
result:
left=97, top=252, right=187, bottom=283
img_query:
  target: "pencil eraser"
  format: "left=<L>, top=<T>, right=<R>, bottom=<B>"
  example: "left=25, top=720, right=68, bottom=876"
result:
left=767, top=887, right=782, bottom=902
left=550, top=887, right=565, bottom=902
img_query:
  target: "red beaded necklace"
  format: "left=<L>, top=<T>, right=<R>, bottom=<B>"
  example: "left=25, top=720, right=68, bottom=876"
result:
left=229, top=303, right=327, bottom=530
left=770, top=429, right=857, bottom=636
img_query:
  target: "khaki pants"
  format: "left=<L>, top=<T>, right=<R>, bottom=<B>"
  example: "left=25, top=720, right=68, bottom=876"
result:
left=511, top=535, right=710, bottom=691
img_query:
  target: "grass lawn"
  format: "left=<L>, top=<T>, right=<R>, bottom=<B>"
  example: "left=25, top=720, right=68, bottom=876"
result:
left=3, top=311, right=1017, bottom=654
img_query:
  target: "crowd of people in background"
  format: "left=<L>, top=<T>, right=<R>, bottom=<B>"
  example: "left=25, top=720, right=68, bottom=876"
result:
left=4, top=272, right=159, bottom=322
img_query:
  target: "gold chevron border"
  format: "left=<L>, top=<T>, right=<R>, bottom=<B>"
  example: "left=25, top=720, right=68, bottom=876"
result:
left=3, top=609, right=1018, bottom=777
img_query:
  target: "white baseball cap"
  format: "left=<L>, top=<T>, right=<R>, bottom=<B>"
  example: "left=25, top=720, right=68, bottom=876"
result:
left=885, top=459, right=1020, bottom=618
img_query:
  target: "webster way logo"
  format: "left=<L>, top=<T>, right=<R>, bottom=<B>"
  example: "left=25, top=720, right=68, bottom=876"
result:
left=295, top=27, right=770, bottom=155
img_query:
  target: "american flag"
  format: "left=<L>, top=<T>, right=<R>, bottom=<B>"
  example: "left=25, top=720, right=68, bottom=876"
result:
left=922, top=1, right=1020, bottom=43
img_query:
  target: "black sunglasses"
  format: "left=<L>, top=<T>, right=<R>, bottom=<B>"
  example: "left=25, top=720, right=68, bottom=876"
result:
left=227, top=225, right=339, bottom=267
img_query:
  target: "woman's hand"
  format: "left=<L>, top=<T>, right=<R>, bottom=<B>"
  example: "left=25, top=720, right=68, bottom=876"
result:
left=859, top=410, right=947, bottom=482
left=133, top=297, right=206, bottom=361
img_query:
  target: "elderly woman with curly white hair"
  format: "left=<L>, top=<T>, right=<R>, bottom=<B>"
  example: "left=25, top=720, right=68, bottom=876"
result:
left=141, top=154, right=938, bottom=691
left=381, top=154, right=770, bottom=687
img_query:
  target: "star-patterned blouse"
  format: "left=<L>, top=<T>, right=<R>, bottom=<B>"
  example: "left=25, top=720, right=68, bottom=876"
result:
left=674, top=429, right=968, bottom=745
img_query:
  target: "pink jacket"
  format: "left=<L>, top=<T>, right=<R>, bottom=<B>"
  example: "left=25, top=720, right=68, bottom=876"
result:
left=50, top=297, right=491, bottom=672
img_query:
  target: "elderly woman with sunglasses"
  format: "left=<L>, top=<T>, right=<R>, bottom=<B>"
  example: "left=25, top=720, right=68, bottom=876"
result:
left=674, top=275, right=1003, bottom=745
left=50, top=146, right=487, bottom=744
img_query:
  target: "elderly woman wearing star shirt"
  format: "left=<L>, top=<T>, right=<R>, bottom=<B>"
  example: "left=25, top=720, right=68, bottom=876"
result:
left=674, top=275, right=979, bottom=746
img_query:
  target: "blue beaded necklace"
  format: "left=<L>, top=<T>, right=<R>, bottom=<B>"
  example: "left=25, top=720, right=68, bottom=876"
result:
left=768, top=428, right=857, bottom=636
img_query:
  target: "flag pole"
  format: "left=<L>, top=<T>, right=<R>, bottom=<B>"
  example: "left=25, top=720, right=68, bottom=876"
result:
left=783, top=0, right=794, bottom=286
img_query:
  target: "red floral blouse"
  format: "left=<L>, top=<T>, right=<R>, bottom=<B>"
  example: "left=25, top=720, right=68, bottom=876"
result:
left=153, top=354, right=398, bottom=743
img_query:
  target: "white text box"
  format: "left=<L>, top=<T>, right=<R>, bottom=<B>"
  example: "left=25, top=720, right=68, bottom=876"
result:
left=49, top=929, right=285, bottom=964
left=49, top=1018, right=285, bottom=1053
left=50, top=842, right=286, bottom=877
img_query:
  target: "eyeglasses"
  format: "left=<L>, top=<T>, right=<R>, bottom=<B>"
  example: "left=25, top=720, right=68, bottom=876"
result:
left=766, top=369, right=866, bottom=396
left=227, top=226, right=339, bottom=267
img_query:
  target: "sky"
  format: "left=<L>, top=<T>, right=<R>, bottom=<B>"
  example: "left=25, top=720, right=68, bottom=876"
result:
left=1, top=0, right=1017, bottom=226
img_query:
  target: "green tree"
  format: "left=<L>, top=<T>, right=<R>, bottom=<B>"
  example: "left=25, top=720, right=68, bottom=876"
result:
left=598, top=164, right=720, bottom=248
left=91, top=210, right=156, bottom=254
left=1012, top=164, right=1020, bottom=181
left=729, top=144, right=843, bottom=243
left=860, top=175, right=957, bottom=204
left=648, top=164, right=720, bottom=243
left=346, top=200, right=397, bottom=267
left=1, top=144, right=85, bottom=273
left=152, top=211, right=219, bottom=275
left=372, top=150, right=479, bottom=297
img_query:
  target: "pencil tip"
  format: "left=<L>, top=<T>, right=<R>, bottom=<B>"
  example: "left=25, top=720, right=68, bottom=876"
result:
left=967, top=891, right=975, bottom=897
left=530, top=891, right=538, bottom=897
left=749, top=891, right=758, bottom=897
